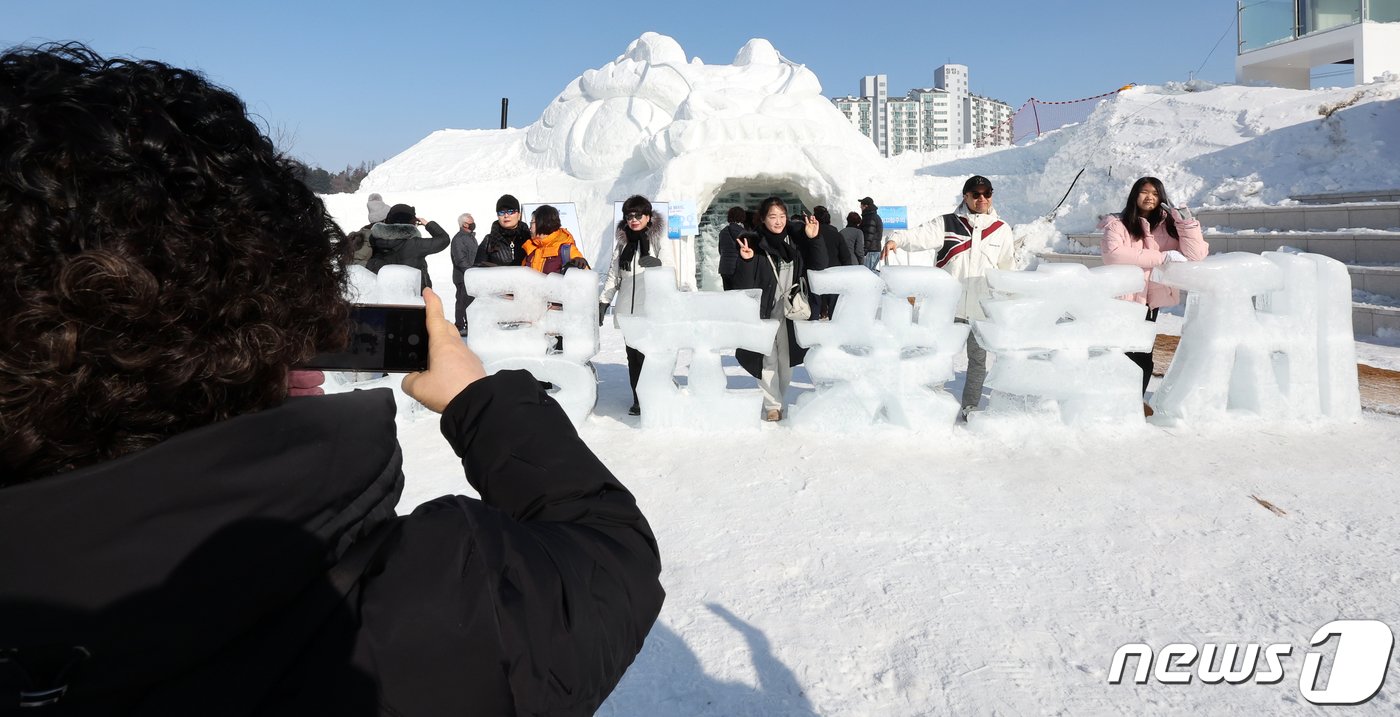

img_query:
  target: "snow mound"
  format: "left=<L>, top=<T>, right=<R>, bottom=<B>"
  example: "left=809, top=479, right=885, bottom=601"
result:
left=521, top=32, right=875, bottom=183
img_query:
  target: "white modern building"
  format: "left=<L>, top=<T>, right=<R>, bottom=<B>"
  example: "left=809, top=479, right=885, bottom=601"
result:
left=858, top=74, right=888, bottom=156
left=832, top=64, right=1013, bottom=157
left=1236, top=0, right=1400, bottom=88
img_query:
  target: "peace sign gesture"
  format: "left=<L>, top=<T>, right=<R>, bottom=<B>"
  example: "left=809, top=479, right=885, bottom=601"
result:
left=738, top=236, right=755, bottom=260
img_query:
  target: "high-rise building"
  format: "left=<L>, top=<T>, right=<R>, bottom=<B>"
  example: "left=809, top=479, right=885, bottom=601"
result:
left=858, top=74, right=888, bottom=156
left=832, top=64, right=1012, bottom=157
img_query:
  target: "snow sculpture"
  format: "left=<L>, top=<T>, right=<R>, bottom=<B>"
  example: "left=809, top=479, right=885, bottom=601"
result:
left=616, top=268, right=778, bottom=428
left=345, top=265, right=425, bottom=306
left=522, top=33, right=876, bottom=182
left=462, top=267, right=600, bottom=424
left=1151, top=252, right=1360, bottom=420
left=376, top=266, right=427, bottom=305
left=972, top=263, right=1156, bottom=426
left=346, top=265, right=379, bottom=304
left=789, top=266, right=970, bottom=429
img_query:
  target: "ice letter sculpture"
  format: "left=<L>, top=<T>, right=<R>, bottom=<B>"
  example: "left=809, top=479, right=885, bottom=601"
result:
left=1151, top=252, right=1360, bottom=420
left=346, top=265, right=425, bottom=306
left=617, top=268, right=778, bottom=428
left=789, top=266, right=970, bottom=429
left=973, top=263, right=1157, bottom=426
left=463, top=267, right=600, bottom=424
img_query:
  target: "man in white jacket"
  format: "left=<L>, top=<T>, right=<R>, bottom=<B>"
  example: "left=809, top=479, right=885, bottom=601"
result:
left=883, top=175, right=1022, bottom=415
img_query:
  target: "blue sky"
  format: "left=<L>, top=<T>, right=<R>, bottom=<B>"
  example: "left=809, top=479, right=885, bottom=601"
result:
left=6, top=0, right=1242, bottom=169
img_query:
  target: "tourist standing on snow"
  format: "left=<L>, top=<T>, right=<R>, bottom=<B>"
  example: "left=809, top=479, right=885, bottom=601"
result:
left=521, top=204, right=586, bottom=274
left=474, top=194, right=531, bottom=268
left=841, top=211, right=866, bottom=268
left=1100, top=176, right=1208, bottom=403
left=731, top=196, right=819, bottom=421
left=0, top=43, right=663, bottom=715
left=859, top=197, right=884, bottom=271
left=598, top=195, right=669, bottom=416
left=366, top=203, right=450, bottom=290
left=813, top=206, right=855, bottom=319
left=346, top=192, right=391, bottom=267
left=450, top=212, right=477, bottom=335
left=716, top=205, right=748, bottom=290
left=883, top=175, right=1022, bottom=415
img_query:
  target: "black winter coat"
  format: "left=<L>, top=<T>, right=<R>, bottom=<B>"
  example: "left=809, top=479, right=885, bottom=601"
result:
left=819, top=223, right=855, bottom=269
left=730, top=227, right=809, bottom=376
left=366, top=221, right=450, bottom=289
left=0, top=371, right=665, bottom=716
left=716, top=222, right=745, bottom=283
left=861, top=205, right=885, bottom=253
left=794, top=221, right=830, bottom=273
left=475, top=221, right=532, bottom=268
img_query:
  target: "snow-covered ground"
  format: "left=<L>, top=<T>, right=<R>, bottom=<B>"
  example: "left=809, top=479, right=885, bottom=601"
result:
left=331, top=324, right=1400, bottom=715
left=320, top=34, right=1400, bottom=712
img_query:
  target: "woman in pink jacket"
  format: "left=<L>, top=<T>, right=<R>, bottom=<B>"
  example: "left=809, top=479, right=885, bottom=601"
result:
left=1100, top=176, right=1209, bottom=402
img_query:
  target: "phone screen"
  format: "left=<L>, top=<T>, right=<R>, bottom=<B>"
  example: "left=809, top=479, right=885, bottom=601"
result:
left=302, top=304, right=428, bottom=373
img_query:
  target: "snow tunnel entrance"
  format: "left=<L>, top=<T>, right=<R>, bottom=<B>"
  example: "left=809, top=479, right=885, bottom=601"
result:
left=695, top=187, right=810, bottom=291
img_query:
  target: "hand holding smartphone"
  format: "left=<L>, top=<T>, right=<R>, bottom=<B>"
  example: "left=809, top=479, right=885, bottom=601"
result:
left=302, top=290, right=487, bottom=412
left=302, top=304, right=431, bottom=373
left=401, top=288, right=488, bottom=413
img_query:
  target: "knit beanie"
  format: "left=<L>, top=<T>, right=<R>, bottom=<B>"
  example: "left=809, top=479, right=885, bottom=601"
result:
left=367, top=193, right=390, bottom=224
left=495, top=194, right=521, bottom=213
left=384, top=204, right=416, bottom=225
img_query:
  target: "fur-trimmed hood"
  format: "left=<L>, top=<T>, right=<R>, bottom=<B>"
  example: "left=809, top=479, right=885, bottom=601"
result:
left=369, top=222, right=420, bottom=251
left=613, top=210, right=668, bottom=242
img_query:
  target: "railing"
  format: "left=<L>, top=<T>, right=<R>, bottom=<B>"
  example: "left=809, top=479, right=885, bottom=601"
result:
left=1238, top=0, right=1394, bottom=53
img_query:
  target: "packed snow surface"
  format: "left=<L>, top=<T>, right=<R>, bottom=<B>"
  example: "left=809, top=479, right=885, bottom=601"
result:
left=321, top=33, right=1400, bottom=712
left=334, top=326, right=1400, bottom=715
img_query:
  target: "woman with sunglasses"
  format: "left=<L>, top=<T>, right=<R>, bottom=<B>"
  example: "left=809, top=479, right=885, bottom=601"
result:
left=598, top=195, right=669, bottom=416
left=473, top=193, right=532, bottom=267
left=1101, top=176, right=1208, bottom=410
left=732, top=196, right=821, bottom=422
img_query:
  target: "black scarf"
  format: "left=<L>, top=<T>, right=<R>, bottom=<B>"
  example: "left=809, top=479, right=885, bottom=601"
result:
left=757, top=226, right=797, bottom=263
left=618, top=227, right=651, bottom=272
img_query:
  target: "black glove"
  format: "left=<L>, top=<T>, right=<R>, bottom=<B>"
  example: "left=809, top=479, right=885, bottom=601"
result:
left=598, top=301, right=609, bottom=327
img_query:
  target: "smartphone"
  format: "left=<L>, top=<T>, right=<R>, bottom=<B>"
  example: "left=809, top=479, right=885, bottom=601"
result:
left=302, top=304, right=428, bottom=373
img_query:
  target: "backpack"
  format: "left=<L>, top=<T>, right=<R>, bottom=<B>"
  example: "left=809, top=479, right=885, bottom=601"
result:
left=538, top=244, right=589, bottom=275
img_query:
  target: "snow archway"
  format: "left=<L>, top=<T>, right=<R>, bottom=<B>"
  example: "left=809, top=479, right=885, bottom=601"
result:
left=695, top=183, right=813, bottom=291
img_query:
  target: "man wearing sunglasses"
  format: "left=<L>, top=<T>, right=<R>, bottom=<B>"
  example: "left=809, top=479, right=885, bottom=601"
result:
left=882, top=175, right=1022, bottom=416
left=473, top=194, right=532, bottom=268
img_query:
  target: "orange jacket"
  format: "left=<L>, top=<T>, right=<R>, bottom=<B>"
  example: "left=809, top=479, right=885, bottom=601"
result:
left=522, top=228, right=584, bottom=274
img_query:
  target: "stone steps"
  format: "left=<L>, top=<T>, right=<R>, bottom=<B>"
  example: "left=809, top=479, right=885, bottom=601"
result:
left=1036, top=250, right=1400, bottom=336
left=1193, top=203, right=1400, bottom=233
left=1065, top=231, right=1400, bottom=264
left=1060, top=195, right=1400, bottom=338
left=1291, top=189, right=1400, bottom=205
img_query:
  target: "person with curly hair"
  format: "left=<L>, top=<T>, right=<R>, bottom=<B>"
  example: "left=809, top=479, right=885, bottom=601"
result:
left=0, top=43, right=662, bottom=715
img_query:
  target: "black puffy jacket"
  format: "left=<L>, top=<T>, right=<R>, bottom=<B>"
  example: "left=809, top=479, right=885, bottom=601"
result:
left=861, top=205, right=885, bottom=253
left=0, top=371, right=664, bottom=715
